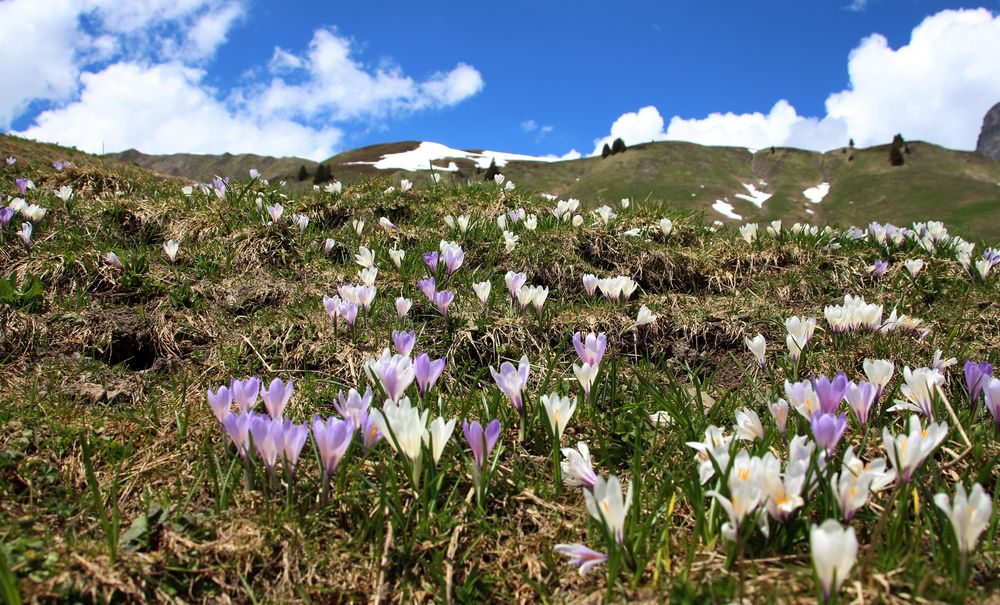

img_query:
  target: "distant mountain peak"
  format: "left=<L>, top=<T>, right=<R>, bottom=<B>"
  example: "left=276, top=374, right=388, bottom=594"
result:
left=976, top=102, right=1000, bottom=161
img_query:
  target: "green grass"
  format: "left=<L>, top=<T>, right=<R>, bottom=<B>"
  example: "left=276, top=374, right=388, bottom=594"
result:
left=0, top=137, right=998, bottom=603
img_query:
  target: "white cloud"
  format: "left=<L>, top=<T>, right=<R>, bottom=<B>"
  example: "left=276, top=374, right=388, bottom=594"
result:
left=846, top=0, right=870, bottom=12
left=521, top=119, right=538, bottom=132
left=19, top=62, right=341, bottom=160
left=591, top=8, right=1000, bottom=154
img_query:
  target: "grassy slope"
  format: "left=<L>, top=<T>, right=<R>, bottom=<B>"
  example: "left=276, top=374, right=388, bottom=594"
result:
left=1, top=138, right=998, bottom=603
left=107, top=148, right=318, bottom=185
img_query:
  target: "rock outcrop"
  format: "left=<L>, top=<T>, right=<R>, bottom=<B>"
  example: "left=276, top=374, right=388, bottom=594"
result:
left=976, top=102, right=1000, bottom=161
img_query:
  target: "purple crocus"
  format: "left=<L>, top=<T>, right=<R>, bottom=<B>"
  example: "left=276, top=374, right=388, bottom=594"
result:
left=249, top=414, right=284, bottom=475
left=312, top=414, right=354, bottom=484
left=810, top=412, right=848, bottom=454
left=281, top=420, right=309, bottom=477
left=207, top=385, right=233, bottom=422
left=338, top=301, right=358, bottom=326
left=964, top=361, right=993, bottom=410
left=422, top=251, right=439, bottom=272
left=230, top=377, right=260, bottom=412
left=573, top=331, right=607, bottom=367
left=359, top=409, right=383, bottom=450
left=52, top=160, right=68, bottom=171
left=221, top=411, right=253, bottom=457
left=434, top=290, right=455, bottom=316
left=414, top=353, right=446, bottom=396
left=845, top=381, right=877, bottom=429
left=417, top=277, right=436, bottom=301
left=212, top=176, right=227, bottom=200
left=462, top=419, right=501, bottom=474
left=442, top=244, right=464, bottom=277
left=490, top=355, right=530, bottom=413
left=0, top=207, right=12, bottom=228
left=554, top=544, right=608, bottom=576
left=813, top=373, right=849, bottom=414
left=5, top=156, right=15, bottom=165
left=260, top=378, right=294, bottom=419
left=984, top=377, right=1000, bottom=430
left=869, top=260, right=889, bottom=279
left=392, top=329, right=416, bottom=356
left=334, top=387, right=373, bottom=428
left=15, top=177, right=29, bottom=195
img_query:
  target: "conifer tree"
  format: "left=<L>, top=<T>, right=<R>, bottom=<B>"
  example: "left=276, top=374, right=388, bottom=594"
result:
left=611, top=138, right=627, bottom=154
left=298, top=165, right=309, bottom=181
left=601, top=143, right=612, bottom=158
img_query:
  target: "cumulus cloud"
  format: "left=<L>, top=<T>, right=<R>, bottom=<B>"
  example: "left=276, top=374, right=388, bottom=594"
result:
left=4, top=0, right=483, bottom=159
left=591, top=8, right=1000, bottom=154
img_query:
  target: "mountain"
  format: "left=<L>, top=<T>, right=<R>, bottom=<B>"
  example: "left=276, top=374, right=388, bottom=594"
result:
left=8, top=134, right=1000, bottom=240
left=976, top=102, right=1000, bottom=161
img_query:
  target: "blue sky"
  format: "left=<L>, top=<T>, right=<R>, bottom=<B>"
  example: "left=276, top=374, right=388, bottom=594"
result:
left=3, top=1, right=1000, bottom=160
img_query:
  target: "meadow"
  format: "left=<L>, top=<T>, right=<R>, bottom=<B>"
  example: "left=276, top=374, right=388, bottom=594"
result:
left=0, top=145, right=998, bottom=604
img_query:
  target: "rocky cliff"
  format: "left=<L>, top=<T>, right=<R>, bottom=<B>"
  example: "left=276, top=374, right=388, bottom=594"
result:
left=976, top=102, right=1000, bottom=161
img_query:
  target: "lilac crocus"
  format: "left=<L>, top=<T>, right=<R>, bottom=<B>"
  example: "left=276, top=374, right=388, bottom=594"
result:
left=434, top=290, right=455, bottom=316
left=207, top=385, right=233, bottom=422
left=5, top=156, right=14, bottom=165
left=230, top=377, right=260, bottom=412
left=573, top=332, right=607, bottom=367
left=554, top=544, right=607, bottom=576
left=14, top=177, right=29, bottom=195
left=981, top=377, right=1000, bottom=430
left=281, top=420, right=309, bottom=477
left=212, top=176, right=227, bottom=200
left=505, top=271, right=527, bottom=302
left=463, top=419, right=501, bottom=474
left=52, top=160, right=68, bottom=171
left=366, top=349, right=415, bottom=404
left=334, top=387, right=373, bottom=428
left=417, top=277, right=436, bottom=301
left=414, top=353, right=446, bottom=396
left=441, top=243, right=464, bottom=277
left=338, top=301, right=359, bottom=326
left=811, top=412, right=848, bottom=454
left=845, top=381, right=877, bottom=429
left=813, top=373, right=849, bottom=414
left=490, top=355, right=530, bottom=413
left=312, top=414, right=354, bottom=486
left=869, top=260, right=889, bottom=279
left=964, top=361, right=993, bottom=410
left=359, top=409, right=383, bottom=449
left=221, top=411, right=253, bottom=457
left=18, top=222, right=31, bottom=247
left=422, top=251, right=439, bottom=272
left=260, top=378, right=294, bottom=419
left=392, top=330, right=416, bottom=356
left=0, top=207, right=12, bottom=228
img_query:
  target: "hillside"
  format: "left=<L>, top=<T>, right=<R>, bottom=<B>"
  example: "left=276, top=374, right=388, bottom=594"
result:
left=108, top=148, right=318, bottom=185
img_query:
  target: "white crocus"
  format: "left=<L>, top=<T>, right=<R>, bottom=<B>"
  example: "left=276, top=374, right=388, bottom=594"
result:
left=395, top=296, right=412, bottom=318
left=584, top=475, right=633, bottom=544
left=734, top=408, right=764, bottom=442
left=572, top=362, right=600, bottom=398
left=882, top=415, right=948, bottom=483
left=352, top=219, right=364, bottom=237
left=889, top=366, right=944, bottom=418
left=634, top=305, right=657, bottom=327
left=266, top=203, right=283, bottom=223
left=933, top=483, right=993, bottom=553
left=163, top=240, right=180, bottom=263
left=423, top=416, right=456, bottom=466
left=707, top=479, right=761, bottom=542
left=658, top=218, right=673, bottom=237
left=810, top=519, right=858, bottom=601
left=472, top=281, right=491, bottom=307
left=389, top=248, right=405, bottom=269
left=355, top=245, right=375, bottom=269
left=904, top=258, right=925, bottom=278
left=503, top=230, right=519, bottom=252
left=863, top=358, right=894, bottom=393
left=739, top=223, right=758, bottom=244
left=745, top=333, right=766, bottom=366
left=561, top=442, right=597, bottom=488
left=540, top=393, right=576, bottom=440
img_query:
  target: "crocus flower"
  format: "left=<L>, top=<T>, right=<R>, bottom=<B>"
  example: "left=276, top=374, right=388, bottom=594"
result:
left=312, top=415, right=354, bottom=478
left=845, top=381, right=877, bottom=429
left=15, top=177, right=29, bottom=194
left=502, top=230, right=519, bottom=252
left=422, top=251, right=439, bottom=272
left=786, top=379, right=821, bottom=419
left=745, top=333, right=766, bottom=367
left=882, top=415, right=948, bottom=483
left=423, top=416, right=456, bottom=465
left=463, top=418, right=501, bottom=475
left=504, top=271, right=527, bottom=302
left=372, top=397, right=428, bottom=481
left=582, top=273, right=598, bottom=296
left=399, top=179, right=412, bottom=193
left=561, top=441, right=597, bottom=489
left=768, top=398, right=789, bottom=435
left=163, top=239, right=180, bottom=264
left=472, top=281, right=491, bottom=308
left=366, top=349, right=415, bottom=404
left=810, top=519, right=858, bottom=602
left=813, top=373, right=849, bottom=414
left=261, top=378, right=294, bottom=419
left=207, top=386, right=233, bottom=422
left=414, top=353, right=445, bottom=396
left=863, top=358, right=895, bottom=397
left=434, top=290, right=455, bottom=316
left=55, top=185, right=73, bottom=202
left=890, top=366, right=944, bottom=418
left=266, top=203, right=284, bottom=223
left=739, top=223, right=758, bottom=243
left=249, top=415, right=284, bottom=474
left=584, top=474, right=632, bottom=544
left=983, top=377, right=1000, bottom=430
left=212, top=176, right=227, bottom=200
left=379, top=216, right=396, bottom=232
left=417, top=277, right=436, bottom=301
left=490, top=355, right=530, bottom=413
left=104, top=251, right=122, bottom=269
left=540, top=392, right=576, bottom=441
left=359, top=409, right=383, bottom=449
left=0, top=207, right=12, bottom=228
left=734, top=408, right=764, bottom=442
left=353, top=219, right=364, bottom=237
left=904, top=258, right=924, bottom=279
left=573, top=331, right=607, bottom=367
left=334, top=387, right=373, bottom=428
left=554, top=544, right=607, bottom=576
left=634, top=305, right=656, bottom=327
left=338, top=301, right=359, bottom=326
left=963, top=360, right=993, bottom=409
left=707, top=479, right=761, bottom=543
left=221, top=411, right=253, bottom=457
left=440, top=241, right=464, bottom=276
left=355, top=245, right=375, bottom=269
left=230, top=377, right=260, bottom=412
left=387, top=248, right=404, bottom=270
left=934, top=483, right=993, bottom=553
left=5, top=156, right=15, bottom=165
left=785, top=316, right=816, bottom=361
left=324, top=238, right=336, bottom=255
left=868, top=259, right=889, bottom=278
left=392, top=330, right=416, bottom=356
left=281, top=420, right=309, bottom=476
left=19, top=222, right=32, bottom=248
left=395, top=296, right=412, bottom=318
left=811, top=412, right=848, bottom=454
left=572, top=362, right=599, bottom=400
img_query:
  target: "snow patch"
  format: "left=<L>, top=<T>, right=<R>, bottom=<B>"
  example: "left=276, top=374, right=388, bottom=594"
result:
left=351, top=141, right=576, bottom=172
left=712, top=200, right=743, bottom=220
left=803, top=182, right=830, bottom=204
left=733, top=182, right=772, bottom=208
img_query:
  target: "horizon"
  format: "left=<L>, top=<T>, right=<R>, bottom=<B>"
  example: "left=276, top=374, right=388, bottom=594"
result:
left=2, top=2, right=999, bottom=161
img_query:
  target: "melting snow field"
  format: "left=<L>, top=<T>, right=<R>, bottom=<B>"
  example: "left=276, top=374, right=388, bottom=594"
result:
left=734, top=182, right=773, bottom=208
left=712, top=200, right=743, bottom=220
left=803, top=182, right=830, bottom=204
left=350, top=141, right=577, bottom=172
